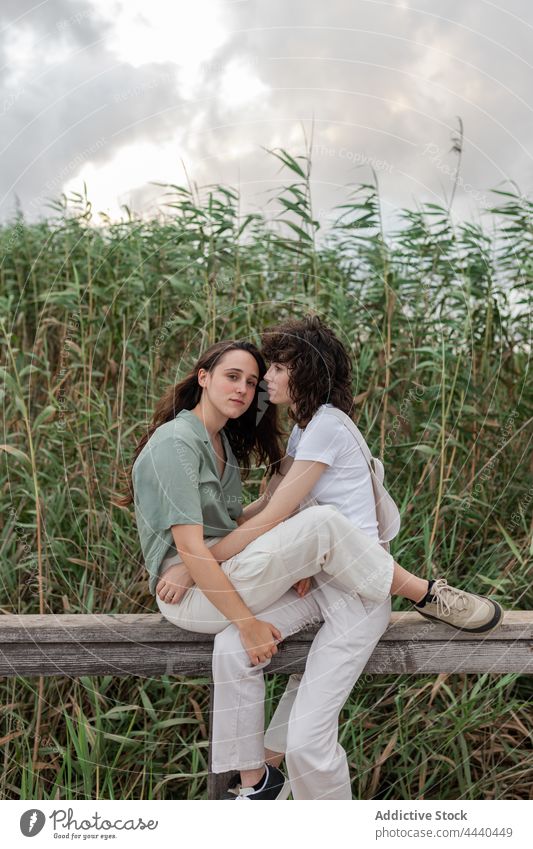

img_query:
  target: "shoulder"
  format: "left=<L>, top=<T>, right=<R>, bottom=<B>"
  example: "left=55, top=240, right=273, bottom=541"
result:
left=150, top=418, right=200, bottom=452
left=304, top=405, right=349, bottom=437
left=133, top=418, right=201, bottom=475
left=300, top=406, right=369, bottom=463
left=287, top=406, right=348, bottom=464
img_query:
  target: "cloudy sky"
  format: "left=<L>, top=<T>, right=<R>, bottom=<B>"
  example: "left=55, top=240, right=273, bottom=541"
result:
left=1, top=0, right=532, bottom=229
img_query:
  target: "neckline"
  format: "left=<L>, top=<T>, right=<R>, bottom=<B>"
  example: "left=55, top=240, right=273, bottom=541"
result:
left=213, top=431, right=228, bottom=481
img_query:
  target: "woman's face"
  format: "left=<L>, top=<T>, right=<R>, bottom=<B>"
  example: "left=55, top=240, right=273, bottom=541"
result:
left=264, top=361, right=293, bottom=406
left=198, top=350, right=260, bottom=419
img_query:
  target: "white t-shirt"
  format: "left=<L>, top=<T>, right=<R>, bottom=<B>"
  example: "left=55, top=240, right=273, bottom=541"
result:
left=287, top=404, right=379, bottom=541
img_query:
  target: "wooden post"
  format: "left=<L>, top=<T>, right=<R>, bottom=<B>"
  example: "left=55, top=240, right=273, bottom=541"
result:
left=207, top=681, right=238, bottom=799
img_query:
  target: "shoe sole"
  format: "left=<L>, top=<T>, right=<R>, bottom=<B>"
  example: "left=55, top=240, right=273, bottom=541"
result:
left=416, top=600, right=504, bottom=634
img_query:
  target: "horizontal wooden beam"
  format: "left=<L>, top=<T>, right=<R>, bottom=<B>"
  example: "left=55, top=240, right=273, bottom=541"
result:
left=0, top=611, right=531, bottom=677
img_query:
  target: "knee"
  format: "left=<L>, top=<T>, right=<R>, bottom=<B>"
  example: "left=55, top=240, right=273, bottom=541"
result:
left=212, top=625, right=248, bottom=676
left=212, top=625, right=271, bottom=678
left=306, top=504, right=340, bottom=527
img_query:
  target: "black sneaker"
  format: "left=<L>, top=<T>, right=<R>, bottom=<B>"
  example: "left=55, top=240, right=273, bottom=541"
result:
left=222, top=764, right=291, bottom=800
left=220, top=772, right=241, bottom=798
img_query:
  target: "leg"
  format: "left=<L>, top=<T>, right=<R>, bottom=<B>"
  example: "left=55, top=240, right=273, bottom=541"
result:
left=158, top=504, right=395, bottom=634
left=264, top=673, right=302, bottom=768
left=158, top=503, right=500, bottom=636
left=282, top=577, right=391, bottom=799
left=210, top=588, right=322, bottom=776
left=262, top=574, right=423, bottom=770
left=390, top=561, right=428, bottom=602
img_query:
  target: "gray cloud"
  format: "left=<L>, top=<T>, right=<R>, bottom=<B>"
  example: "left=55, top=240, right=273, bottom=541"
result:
left=0, top=0, right=187, bottom=219
left=188, top=0, right=533, bottom=225
left=1, top=0, right=532, bottom=226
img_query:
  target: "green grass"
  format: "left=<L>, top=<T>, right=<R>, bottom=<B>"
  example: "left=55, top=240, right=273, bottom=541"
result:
left=1, top=149, right=531, bottom=799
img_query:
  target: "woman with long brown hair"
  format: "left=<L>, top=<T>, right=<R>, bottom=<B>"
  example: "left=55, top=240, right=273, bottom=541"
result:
left=207, top=317, right=503, bottom=800
left=125, top=337, right=396, bottom=642
left=126, top=337, right=397, bottom=800
left=126, top=329, right=502, bottom=800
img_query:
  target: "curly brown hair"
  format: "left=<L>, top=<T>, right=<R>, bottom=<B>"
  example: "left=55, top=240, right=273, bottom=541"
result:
left=260, top=315, right=354, bottom=428
left=117, top=340, right=284, bottom=506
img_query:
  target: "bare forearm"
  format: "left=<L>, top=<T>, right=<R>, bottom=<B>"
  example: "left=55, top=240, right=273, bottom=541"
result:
left=208, top=458, right=321, bottom=565
left=240, top=467, right=288, bottom=522
left=175, top=498, right=271, bottom=588
left=241, top=495, right=267, bottom=521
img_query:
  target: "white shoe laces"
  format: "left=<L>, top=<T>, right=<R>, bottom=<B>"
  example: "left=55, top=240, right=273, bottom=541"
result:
left=235, top=787, right=254, bottom=800
left=429, top=579, right=469, bottom=616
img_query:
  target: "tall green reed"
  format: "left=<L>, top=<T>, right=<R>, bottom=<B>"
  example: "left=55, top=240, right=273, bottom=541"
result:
left=1, top=148, right=531, bottom=799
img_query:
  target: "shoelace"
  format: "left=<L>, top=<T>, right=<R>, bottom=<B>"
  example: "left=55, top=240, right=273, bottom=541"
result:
left=234, top=766, right=272, bottom=799
left=235, top=787, right=255, bottom=800
left=430, top=579, right=469, bottom=616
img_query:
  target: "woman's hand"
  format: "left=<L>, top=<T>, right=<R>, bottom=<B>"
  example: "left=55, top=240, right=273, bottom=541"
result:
left=292, top=577, right=312, bottom=597
left=156, top=563, right=195, bottom=604
left=238, top=618, right=282, bottom=666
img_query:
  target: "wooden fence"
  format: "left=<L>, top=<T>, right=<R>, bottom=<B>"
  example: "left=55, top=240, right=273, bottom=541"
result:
left=1, top=611, right=531, bottom=798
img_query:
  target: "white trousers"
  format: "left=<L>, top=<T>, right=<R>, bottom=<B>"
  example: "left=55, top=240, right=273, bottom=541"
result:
left=156, top=504, right=393, bottom=633
left=211, top=578, right=391, bottom=799
left=155, top=503, right=394, bottom=800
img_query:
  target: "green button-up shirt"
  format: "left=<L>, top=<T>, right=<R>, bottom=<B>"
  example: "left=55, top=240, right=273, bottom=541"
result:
left=132, top=409, right=244, bottom=596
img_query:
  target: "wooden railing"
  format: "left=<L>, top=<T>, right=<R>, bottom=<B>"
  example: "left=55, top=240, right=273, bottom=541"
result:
left=1, top=611, right=531, bottom=798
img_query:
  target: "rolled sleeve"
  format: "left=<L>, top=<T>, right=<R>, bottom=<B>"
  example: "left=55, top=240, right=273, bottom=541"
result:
left=133, top=436, right=203, bottom=531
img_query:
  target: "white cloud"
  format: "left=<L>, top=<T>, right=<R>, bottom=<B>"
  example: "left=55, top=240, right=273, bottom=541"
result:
left=61, top=137, right=186, bottom=220
left=218, top=58, right=269, bottom=109
left=89, top=0, right=228, bottom=72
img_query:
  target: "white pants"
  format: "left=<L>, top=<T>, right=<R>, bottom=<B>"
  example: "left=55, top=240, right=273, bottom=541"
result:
left=211, top=577, right=391, bottom=799
left=156, top=504, right=393, bottom=633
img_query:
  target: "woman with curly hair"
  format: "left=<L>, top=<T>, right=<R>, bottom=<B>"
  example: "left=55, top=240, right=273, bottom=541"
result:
left=129, top=326, right=502, bottom=800
left=206, top=317, right=502, bottom=800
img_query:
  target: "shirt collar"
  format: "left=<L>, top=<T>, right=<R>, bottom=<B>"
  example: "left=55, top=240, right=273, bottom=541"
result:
left=179, top=408, right=231, bottom=450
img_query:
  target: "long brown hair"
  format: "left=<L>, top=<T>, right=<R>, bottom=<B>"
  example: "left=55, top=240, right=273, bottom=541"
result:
left=118, top=340, right=284, bottom=506
left=261, top=315, right=354, bottom=428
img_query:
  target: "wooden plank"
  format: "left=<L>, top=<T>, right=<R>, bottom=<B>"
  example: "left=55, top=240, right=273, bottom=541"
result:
left=2, top=612, right=531, bottom=801
left=0, top=611, right=531, bottom=678
left=0, top=643, right=213, bottom=677
left=0, top=610, right=530, bottom=642
left=0, top=636, right=531, bottom=677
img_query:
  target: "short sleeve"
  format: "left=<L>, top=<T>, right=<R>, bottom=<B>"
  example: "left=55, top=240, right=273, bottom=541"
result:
left=292, top=413, right=343, bottom=466
left=133, top=436, right=203, bottom=531
left=286, top=425, right=299, bottom=458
